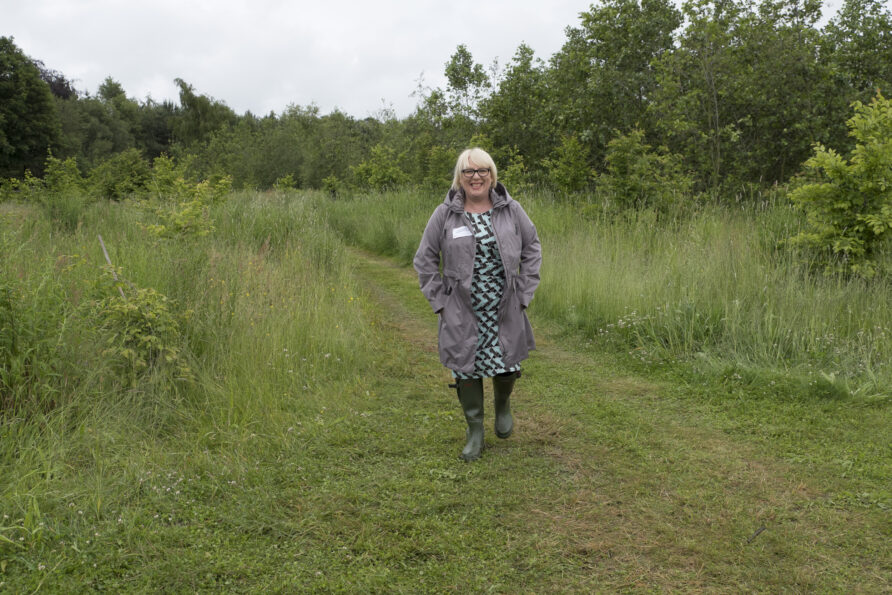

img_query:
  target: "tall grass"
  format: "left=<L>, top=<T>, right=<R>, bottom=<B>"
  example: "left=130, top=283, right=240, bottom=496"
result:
left=320, top=187, right=891, bottom=398
left=1, top=189, right=888, bottom=591
left=0, top=190, right=374, bottom=531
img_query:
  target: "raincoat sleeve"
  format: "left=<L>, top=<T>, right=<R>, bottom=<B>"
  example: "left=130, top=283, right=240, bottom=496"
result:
left=515, top=203, right=541, bottom=309
left=413, top=205, right=447, bottom=314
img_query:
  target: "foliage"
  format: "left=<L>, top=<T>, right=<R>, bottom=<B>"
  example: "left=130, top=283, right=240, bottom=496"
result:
left=481, top=44, right=551, bottom=165
left=93, top=269, right=192, bottom=382
left=322, top=174, right=341, bottom=197
left=39, top=153, right=90, bottom=229
left=2, top=1, right=891, bottom=195
left=43, top=153, right=84, bottom=195
left=0, top=276, right=57, bottom=413
left=788, top=92, right=892, bottom=277
left=274, top=173, right=297, bottom=190
left=0, top=169, right=44, bottom=202
left=171, top=78, right=237, bottom=147
left=143, top=175, right=231, bottom=238
left=497, top=146, right=532, bottom=195
left=350, top=144, right=409, bottom=190
left=148, top=153, right=189, bottom=198
left=421, top=144, right=458, bottom=189
left=0, top=36, right=60, bottom=178
left=598, top=128, right=693, bottom=211
left=88, top=148, right=151, bottom=200
left=444, top=44, right=491, bottom=120
left=543, top=135, right=590, bottom=194
left=544, top=0, right=682, bottom=168
left=823, top=0, right=892, bottom=97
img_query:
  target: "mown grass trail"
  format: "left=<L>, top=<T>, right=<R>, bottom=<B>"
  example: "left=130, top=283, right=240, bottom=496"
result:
left=347, top=247, right=890, bottom=593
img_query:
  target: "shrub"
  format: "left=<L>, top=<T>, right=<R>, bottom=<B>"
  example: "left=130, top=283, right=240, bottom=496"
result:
left=497, top=146, right=532, bottom=195
left=274, top=173, right=297, bottom=191
left=39, top=154, right=90, bottom=230
left=0, top=169, right=44, bottom=202
left=93, top=269, right=192, bottom=383
left=88, top=148, right=151, bottom=200
left=422, top=145, right=458, bottom=189
left=598, top=128, right=693, bottom=211
left=350, top=144, right=409, bottom=190
left=543, top=135, right=590, bottom=194
left=788, top=92, right=892, bottom=277
left=142, top=155, right=231, bottom=238
left=149, top=154, right=189, bottom=199
left=322, top=174, right=342, bottom=197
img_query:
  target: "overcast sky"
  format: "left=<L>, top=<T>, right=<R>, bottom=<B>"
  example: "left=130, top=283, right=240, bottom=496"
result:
left=4, top=0, right=846, bottom=120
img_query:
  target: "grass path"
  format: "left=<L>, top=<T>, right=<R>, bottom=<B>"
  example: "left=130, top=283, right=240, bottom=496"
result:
left=347, top=248, right=890, bottom=593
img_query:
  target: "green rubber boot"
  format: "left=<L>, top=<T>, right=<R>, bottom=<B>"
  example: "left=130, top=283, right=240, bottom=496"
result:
left=454, top=378, right=485, bottom=462
left=492, top=371, right=519, bottom=439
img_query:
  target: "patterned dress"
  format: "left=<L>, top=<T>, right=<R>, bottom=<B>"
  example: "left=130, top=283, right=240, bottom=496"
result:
left=453, top=211, right=521, bottom=379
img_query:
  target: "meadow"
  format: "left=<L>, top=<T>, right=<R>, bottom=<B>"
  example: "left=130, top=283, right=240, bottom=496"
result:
left=0, top=188, right=889, bottom=591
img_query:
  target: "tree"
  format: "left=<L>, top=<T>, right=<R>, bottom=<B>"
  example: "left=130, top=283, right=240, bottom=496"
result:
left=543, top=135, right=591, bottom=193
left=0, top=37, right=60, bottom=177
left=546, top=0, right=682, bottom=169
left=651, top=0, right=831, bottom=189
left=33, top=59, right=77, bottom=100
left=444, top=44, right=491, bottom=120
left=823, top=0, right=892, bottom=97
left=172, top=78, right=238, bottom=147
left=481, top=44, right=552, bottom=165
left=788, top=92, right=892, bottom=277
left=598, top=128, right=692, bottom=211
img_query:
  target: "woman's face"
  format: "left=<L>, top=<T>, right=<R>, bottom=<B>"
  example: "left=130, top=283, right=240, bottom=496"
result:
left=460, top=160, right=492, bottom=202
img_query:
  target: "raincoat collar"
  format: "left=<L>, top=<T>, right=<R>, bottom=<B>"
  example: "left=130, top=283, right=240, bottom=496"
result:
left=444, top=182, right=510, bottom=213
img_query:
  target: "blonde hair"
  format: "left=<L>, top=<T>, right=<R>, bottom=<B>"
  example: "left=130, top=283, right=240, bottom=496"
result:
left=451, top=147, right=498, bottom=191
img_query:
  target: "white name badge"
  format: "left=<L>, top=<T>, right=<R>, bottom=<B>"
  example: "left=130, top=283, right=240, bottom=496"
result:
left=452, top=226, right=472, bottom=239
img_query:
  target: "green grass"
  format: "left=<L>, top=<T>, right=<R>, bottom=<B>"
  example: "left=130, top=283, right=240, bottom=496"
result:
left=322, top=187, right=892, bottom=399
left=0, top=190, right=889, bottom=592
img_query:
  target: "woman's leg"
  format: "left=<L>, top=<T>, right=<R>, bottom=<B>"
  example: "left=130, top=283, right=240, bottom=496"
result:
left=492, top=371, right=519, bottom=439
left=455, top=378, right=485, bottom=461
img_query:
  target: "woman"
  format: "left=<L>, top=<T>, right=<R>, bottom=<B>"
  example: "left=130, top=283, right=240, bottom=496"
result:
left=414, top=147, right=541, bottom=461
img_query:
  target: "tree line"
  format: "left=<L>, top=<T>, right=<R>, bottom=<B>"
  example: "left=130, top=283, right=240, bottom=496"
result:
left=2, top=0, right=891, bottom=196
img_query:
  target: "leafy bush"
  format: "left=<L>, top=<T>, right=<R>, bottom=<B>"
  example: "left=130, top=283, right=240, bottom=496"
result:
left=148, top=153, right=189, bottom=199
left=143, top=179, right=231, bottom=239
left=274, top=173, right=297, bottom=191
left=350, top=144, right=409, bottom=190
left=39, top=154, right=91, bottom=229
left=93, top=269, right=192, bottom=382
left=422, top=145, right=458, bottom=189
left=0, top=169, right=44, bottom=202
left=543, top=135, right=590, bottom=194
left=598, top=128, right=692, bottom=211
left=88, top=148, right=151, bottom=200
left=788, top=92, right=892, bottom=277
left=43, top=154, right=84, bottom=196
left=497, top=145, right=532, bottom=195
left=143, top=155, right=231, bottom=237
left=322, top=174, right=342, bottom=197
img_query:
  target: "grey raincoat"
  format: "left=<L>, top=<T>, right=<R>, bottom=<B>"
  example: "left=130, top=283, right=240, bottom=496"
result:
left=413, top=182, right=541, bottom=374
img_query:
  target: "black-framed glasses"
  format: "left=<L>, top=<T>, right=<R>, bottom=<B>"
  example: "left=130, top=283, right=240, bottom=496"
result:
left=461, top=168, right=491, bottom=178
